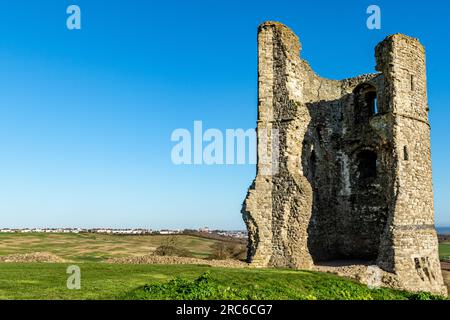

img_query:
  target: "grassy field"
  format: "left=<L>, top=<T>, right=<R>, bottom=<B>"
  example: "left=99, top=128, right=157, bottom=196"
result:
left=439, top=241, right=450, bottom=261
left=0, top=233, right=220, bottom=262
left=0, top=262, right=439, bottom=300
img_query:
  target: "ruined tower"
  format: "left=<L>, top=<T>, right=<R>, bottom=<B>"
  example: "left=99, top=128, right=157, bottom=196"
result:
left=242, top=21, right=447, bottom=295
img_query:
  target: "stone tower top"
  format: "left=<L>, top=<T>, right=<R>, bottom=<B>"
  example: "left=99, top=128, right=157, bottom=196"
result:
left=375, top=32, right=429, bottom=121
left=258, top=21, right=302, bottom=57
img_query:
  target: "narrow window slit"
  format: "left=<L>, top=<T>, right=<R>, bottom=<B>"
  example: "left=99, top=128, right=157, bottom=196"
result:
left=309, top=150, right=316, bottom=180
left=374, top=96, right=378, bottom=114
left=404, top=146, right=409, bottom=161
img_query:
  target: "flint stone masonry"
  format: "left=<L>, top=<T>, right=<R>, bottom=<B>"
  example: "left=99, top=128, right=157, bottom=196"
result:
left=242, top=21, right=447, bottom=296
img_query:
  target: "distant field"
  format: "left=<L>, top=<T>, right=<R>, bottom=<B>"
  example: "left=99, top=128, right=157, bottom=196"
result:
left=440, top=242, right=450, bottom=261
left=1, top=233, right=448, bottom=262
left=0, top=263, right=437, bottom=300
left=0, top=233, right=220, bottom=262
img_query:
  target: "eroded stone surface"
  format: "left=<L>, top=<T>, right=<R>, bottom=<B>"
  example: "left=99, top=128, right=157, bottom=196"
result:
left=242, top=21, right=447, bottom=296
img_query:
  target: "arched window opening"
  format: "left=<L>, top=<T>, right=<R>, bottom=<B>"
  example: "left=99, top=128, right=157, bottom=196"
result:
left=365, top=91, right=377, bottom=116
left=404, top=146, right=409, bottom=161
left=357, top=150, right=377, bottom=180
left=353, top=84, right=378, bottom=124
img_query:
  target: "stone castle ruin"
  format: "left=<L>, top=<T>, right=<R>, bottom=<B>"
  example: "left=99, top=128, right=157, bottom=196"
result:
left=242, top=21, right=447, bottom=295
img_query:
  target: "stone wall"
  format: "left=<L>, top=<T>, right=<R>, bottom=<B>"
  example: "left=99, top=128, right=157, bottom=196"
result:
left=242, top=22, right=447, bottom=295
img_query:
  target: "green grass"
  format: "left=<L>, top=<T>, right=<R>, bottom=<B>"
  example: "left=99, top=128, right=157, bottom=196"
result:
left=0, top=263, right=442, bottom=300
left=439, top=242, right=450, bottom=261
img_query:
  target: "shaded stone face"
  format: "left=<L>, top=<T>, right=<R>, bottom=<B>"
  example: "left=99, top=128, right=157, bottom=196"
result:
left=242, top=21, right=447, bottom=296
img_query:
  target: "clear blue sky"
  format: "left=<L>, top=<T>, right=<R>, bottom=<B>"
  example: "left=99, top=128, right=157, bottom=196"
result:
left=0, top=0, right=449, bottom=229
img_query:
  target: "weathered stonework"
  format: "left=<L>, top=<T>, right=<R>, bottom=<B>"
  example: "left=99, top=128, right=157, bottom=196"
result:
left=242, top=21, right=447, bottom=296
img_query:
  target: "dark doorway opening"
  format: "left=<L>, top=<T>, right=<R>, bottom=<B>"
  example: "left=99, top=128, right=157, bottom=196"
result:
left=357, top=150, right=377, bottom=180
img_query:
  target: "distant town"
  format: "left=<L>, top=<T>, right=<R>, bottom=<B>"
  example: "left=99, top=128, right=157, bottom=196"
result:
left=0, top=227, right=247, bottom=239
